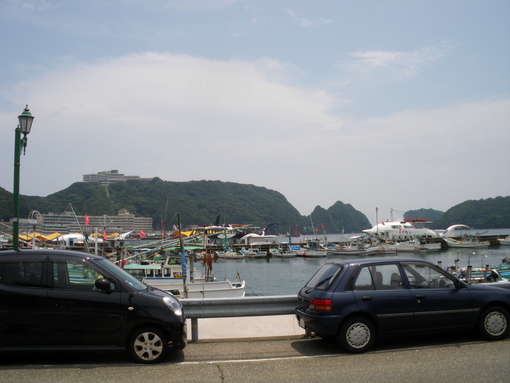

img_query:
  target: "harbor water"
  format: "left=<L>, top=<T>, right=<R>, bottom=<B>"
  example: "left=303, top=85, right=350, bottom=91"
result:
left=197, top=231, right=510, bottom=297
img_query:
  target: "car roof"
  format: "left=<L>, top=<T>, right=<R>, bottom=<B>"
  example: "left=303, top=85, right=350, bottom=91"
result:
left=327, top=258, right=434, bottom=267
left=0, top=249, right=105, bottom=260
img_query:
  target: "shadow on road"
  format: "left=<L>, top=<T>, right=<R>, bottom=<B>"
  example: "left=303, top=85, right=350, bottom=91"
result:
left=290, top=330, right=489, bottom=356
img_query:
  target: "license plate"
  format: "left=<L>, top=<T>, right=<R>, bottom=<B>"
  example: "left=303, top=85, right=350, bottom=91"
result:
left=299, top=316, right=305, bottom=329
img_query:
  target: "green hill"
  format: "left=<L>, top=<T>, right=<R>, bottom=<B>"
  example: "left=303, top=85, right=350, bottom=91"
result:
left=433, top=196, right=510, bottom=229
left=0, top=180, right=369, bottom=234
left=1, top=181, right=509, bottom=232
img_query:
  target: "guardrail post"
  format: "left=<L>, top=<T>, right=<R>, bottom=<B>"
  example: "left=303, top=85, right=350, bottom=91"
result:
left=191, top=317, right=199, bottom=342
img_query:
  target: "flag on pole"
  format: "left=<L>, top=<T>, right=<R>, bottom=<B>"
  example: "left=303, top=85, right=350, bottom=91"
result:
left=84, top=215, right=90, bottom=225
left=139, top=230, right=147, bottom=238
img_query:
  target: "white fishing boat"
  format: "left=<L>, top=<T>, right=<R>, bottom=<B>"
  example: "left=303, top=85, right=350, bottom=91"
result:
left=294, top=239, right=327, bottom=257
left=327, top=236, right=376, bottom=256
left=217, top=250, right=244, bottom=259
left=394, top=239, right=441, bottom=252
left=497, top=236, right=510, bottom=246
left=444, top=236, right=490, bottom=248
left=124, top=255, right=245, bottom=298
left=272, top=248, right=297, bottom=258
left=366, top=242, right=398, bottom=254
left=239, top=247, right=265, bottom=258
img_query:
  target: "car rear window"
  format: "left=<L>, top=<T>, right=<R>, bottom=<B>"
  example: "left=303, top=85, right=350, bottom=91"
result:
left=305, top=263, right=344, bottom=291
left=0, top=261, right=44, bottom=287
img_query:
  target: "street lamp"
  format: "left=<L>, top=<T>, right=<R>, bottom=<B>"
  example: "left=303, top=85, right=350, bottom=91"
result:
left=12, top=105, right=35, bottom=251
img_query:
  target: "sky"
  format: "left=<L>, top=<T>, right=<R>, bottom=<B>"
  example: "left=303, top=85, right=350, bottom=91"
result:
left=1, top=0, right=509, bottom=226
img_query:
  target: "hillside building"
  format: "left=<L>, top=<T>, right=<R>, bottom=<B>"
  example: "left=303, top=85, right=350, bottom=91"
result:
left=83, top=169, right=152, bottom=185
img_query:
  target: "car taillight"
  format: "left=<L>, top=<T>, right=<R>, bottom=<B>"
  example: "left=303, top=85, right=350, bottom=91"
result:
left=309, top=298, right=332, bottom=311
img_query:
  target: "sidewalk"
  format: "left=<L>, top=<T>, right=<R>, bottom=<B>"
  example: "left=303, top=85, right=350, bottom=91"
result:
left=186, top=314, right=305, bottom=340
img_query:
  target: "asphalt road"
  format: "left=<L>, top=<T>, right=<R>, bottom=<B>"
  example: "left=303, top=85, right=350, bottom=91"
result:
left=1, top=332, right=508, bottom=383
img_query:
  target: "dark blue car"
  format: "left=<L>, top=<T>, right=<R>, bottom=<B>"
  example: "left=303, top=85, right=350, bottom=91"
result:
left=296, top=258, right=510, bottom=353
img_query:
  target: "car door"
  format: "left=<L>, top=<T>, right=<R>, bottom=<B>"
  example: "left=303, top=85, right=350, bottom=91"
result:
left=401, top=262, right=474, bottom=329
left=352, top=263, right=414, bottom=333
left=0, top=253, right=49, bottom=347
left=46, top=256, right=128, bottom=347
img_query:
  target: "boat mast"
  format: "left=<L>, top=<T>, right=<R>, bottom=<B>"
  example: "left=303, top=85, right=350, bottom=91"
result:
left=177, top=213, right=188, bottom=298
left=376, top=207, right=379, bottom=236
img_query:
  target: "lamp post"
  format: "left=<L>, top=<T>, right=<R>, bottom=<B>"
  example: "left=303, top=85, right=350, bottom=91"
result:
left=12, top=105, right=34, bottom=251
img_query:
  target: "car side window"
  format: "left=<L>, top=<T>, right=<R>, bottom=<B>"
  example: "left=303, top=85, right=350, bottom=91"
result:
left=0, top=261, right=44, bottom=287
left=354, top=264, right=404, bottom=290
left=53, top=260, right=112, bottom=291
left=354, top=267, right=374, bottom=290
left=402, top=263, right=456, bottom=289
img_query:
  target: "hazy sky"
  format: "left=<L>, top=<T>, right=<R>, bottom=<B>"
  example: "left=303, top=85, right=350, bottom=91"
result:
left=1, top=0, right=509, bottom=225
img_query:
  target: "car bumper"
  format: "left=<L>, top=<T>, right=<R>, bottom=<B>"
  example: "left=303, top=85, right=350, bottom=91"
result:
left=166, top=319, right=187, bottom=350
left=296, top=308, right=344, bottom=338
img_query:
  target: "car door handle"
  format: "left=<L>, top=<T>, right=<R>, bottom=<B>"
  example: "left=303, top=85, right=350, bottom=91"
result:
left=362, top=296, right=373, bottom=301
left=415, top=294, right=425, bottom=299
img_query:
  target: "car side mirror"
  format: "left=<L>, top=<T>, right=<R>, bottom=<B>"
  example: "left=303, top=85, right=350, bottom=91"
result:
left=95, top=278, right=113, bottom=292
left=455, top=279, right=466, bottom=289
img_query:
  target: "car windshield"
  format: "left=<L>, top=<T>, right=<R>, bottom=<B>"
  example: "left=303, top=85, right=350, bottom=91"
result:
left=93, top=258, right=148, bottom=291
left=305, top=263, right=344, bottom=291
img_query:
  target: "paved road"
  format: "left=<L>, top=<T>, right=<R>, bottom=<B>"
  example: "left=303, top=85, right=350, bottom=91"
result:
left=1, top=333, right=508, bottom=382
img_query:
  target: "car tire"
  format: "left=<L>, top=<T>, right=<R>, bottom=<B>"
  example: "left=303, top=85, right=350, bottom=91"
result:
left=338, top=317, right=375, bottom=353
left=478, top=306, right=509, bottom=341
left=129, top=327, right=169, bottom=364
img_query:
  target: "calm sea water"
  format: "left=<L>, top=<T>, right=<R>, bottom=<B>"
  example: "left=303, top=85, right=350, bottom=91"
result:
left=200, top=230, right=510, bottom=296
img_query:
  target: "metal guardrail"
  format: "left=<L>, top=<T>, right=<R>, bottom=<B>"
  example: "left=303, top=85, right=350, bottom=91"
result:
left=181, top=295, right=297, bottom=342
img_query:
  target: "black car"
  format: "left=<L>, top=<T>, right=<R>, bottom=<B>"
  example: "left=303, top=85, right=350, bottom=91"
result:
left=296, top=258, right=510, bottom=353
left=0, top=249, right=186, bottom=363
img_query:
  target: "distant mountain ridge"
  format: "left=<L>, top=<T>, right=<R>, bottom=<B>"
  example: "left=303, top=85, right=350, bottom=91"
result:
left=0, top=180, right=508, bottom=232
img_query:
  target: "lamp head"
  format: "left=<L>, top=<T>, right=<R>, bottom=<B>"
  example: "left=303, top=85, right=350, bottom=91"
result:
left=18, top=105, right=34, bottom=135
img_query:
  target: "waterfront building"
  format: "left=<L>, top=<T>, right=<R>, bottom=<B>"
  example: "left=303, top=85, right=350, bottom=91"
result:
left=15, top=209, right=153, bottom=235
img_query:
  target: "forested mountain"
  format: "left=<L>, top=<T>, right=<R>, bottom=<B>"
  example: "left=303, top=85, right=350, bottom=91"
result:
left=0, top=180, right=367, bottom=234
left=433, top=196, right=510, bottom=229
left=1, top=181, right=508, bottom=232
left=303, top=202, right=371, bottom=234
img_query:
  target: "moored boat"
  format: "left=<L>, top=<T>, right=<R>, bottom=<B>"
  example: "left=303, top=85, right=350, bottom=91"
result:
left=363, top=218, right=440, bottom=240
left=294, top=239, right=327, bottom=257
left=498, top=236, right=510, bottom=246
left=217, top=250, right=244, bottom=259
left=395, top=239, right=441, bottom=252
left=124, top=255, right=246, bottom=298
left=327, top=243, right=376, bottom=256
left=444, top=236, right=490, bottom=248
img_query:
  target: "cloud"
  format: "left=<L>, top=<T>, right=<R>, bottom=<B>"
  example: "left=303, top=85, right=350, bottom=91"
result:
left=340, top=43, right=450, bottom=81
left=160, top=0, right=239, bottom=12
left=1, top=51, right=508, bottom=219
left=285, top=8, right=332, bottom=27
left=2, top=0, right=57, bottom=12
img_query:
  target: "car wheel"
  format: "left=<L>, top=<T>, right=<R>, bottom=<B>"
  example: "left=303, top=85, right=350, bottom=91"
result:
left=338, top=317, right=375, bottom=353
left=478, top=306, right=509, bottom=341
left=129, top=327, right=168, bottom=364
